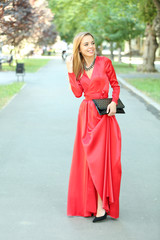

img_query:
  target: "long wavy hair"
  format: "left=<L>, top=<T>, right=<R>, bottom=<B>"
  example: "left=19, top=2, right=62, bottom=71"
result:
left=73, top=32, right=95, bottom=80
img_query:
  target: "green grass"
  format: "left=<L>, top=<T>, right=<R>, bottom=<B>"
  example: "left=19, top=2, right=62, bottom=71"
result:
left=112, top=62, right=160, bottom=103
left=23, top=58, right=51, bottom=72
left=1, top=58, right=51, bottom=73
left=112, top=62, right=137, bottom=73
left=125, top=78, right=160, bottom=104
left=0, top=82, right=25, bottom=109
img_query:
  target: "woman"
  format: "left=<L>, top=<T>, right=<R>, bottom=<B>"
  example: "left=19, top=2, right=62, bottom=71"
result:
left=66, top=32, right=122, bottom=223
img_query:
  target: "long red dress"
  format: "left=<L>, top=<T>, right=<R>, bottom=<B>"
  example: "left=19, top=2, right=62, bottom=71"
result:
left=67, top=56, right=122, bottom=219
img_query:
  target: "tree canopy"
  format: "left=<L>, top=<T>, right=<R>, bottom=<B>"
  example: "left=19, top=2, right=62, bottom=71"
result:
left=48, top=0, right=145, bottom=45
left=49, top=0, right=160, bottom=71
left=0, top=0, right=57, bottom=49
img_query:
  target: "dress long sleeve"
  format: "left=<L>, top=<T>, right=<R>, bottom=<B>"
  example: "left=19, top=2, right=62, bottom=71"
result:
left=68, top=72, right=83, bottom=98
left=67, top=56, right=122, bottom=219
left=105, top=58, right=120, bottom=105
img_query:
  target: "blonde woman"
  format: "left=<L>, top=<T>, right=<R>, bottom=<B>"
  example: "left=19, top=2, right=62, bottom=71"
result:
left=66, top=32, right=122, bottom=223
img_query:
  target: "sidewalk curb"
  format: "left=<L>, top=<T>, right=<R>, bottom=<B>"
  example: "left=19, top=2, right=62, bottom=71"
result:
left=117, top=75, right=160, bottom=112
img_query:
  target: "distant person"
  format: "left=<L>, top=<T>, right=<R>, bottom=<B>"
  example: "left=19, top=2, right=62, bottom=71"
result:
left=62, top=50, right=67, bottom=61
left=8, top=55, right=13, bottom=66
left=66, top=32, right=122, bottom=223
left=42, top=46, right=47, bottom=55
left=62, top=41, right=68, bottom=61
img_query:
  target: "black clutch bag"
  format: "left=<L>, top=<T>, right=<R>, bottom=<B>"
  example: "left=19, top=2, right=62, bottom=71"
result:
left=92, top=98, right=125, bottom=115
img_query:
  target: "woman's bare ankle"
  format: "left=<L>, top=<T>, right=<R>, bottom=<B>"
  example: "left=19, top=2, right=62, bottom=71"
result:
left=96, top=208, right=105, bottom=217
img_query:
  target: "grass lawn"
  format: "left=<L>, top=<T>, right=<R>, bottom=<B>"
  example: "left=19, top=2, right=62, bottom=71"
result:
left=0, top=58, right=51, bottom=73
left=112, top=61, right=137, bottom=73
left=112, top=61, right=160, bottom=104
left=0, top=82, right=25, bottom=109
left=125, top=78, right=160, bottom=104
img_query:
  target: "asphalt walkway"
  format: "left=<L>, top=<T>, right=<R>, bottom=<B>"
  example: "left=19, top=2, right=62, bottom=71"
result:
left=0, top=71, right=18, bottom=85
left=0, top=59, right=160, bottom=240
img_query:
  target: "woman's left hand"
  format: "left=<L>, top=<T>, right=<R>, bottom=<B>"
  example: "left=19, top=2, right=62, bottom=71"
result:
left=106, top=101, right=117, bottom=116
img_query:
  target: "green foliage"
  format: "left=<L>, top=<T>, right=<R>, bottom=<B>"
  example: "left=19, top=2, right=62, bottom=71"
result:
left=49, top=0, right=96, bottom=42
left=133, top=0, right=157, bottom=23
left=49, top=0, right=145, bottom=46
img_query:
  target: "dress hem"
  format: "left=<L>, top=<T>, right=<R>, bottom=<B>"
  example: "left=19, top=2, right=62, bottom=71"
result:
left=67, top=213, right=119, bottom=219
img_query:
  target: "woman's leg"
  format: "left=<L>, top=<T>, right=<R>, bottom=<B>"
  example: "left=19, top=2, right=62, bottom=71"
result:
left=96, top=192, right=106, bottom=217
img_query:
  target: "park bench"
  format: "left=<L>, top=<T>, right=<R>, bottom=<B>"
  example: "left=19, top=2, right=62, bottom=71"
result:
left=16, top=63, right=25, bottom=81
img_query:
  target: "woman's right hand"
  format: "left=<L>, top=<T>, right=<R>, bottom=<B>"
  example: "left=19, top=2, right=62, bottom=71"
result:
left=66, top=55, right=73, bottom=73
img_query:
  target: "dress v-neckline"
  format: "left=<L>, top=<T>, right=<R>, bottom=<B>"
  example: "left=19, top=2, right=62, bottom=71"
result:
left=84, top=56, right=97, bottom=80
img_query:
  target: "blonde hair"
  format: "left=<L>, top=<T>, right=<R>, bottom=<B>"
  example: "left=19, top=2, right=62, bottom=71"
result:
left=73, top=32, right=94, bottom=80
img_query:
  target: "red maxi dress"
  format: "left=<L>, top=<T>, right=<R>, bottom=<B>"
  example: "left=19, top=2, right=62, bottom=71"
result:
left=67, top=56, right=122, bottom=219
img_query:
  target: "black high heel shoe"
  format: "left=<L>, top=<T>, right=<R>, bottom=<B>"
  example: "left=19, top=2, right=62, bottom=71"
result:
left=93, top=212, right=107, bottom=223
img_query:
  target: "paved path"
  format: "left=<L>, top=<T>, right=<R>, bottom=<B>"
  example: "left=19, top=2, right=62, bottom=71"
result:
left=0, top=59, right=160, bottom=240
left=0, top=71, right=17, bottom=85
left=0, top=71, right=34, bottom=85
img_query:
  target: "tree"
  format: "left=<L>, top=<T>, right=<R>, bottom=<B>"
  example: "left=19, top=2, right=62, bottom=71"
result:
left=49, top=0, right=160, bottom=71
left=36, top=23, right=57, bottom=46
left=0, top=0, right=36, bottom=47
left=48, top=0, right=96, bottom=43
left=82, top=2, right=144, bottom=60
left=136, top=0, right=159, bottom=72
left=30, top=0, right=57, bottom=45
left=0, top=0, right=57, bottom=60
left=49, top=0, right=144, bottom=61
left=125, top=0, right=160, bottom=72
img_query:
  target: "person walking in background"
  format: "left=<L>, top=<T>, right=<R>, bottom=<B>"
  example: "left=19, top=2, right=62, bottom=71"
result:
left=66, top=32, right=122, bottom=223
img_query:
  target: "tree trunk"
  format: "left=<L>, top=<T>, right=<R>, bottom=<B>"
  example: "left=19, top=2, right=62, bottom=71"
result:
left=97, top=43, right=103, bottom=56
left=138, top=24, right=158, bottom=72
left=138, top=0, right=160, bottom=72
left=153, top=0, right=160, bottom=42
left=118, top=47, right=122, bottom=63
left=128, top=39, right=132, bottom=66
left=110, top=42, right=114, bottom=61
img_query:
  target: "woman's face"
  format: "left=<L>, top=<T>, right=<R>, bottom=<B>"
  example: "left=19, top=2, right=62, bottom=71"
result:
left=79, top=35, right=96, bottom=58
